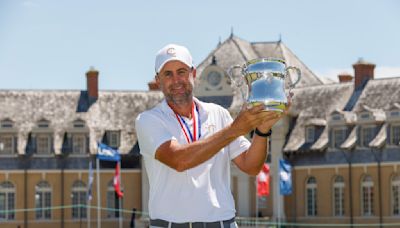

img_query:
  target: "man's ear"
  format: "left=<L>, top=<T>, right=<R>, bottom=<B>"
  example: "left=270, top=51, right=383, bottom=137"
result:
left=155, top=75, right=160, bottom=86
left=192, top=68, right=197, bottom=79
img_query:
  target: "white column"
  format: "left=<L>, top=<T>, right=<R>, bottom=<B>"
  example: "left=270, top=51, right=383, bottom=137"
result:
left=271, top=116, right=289, bottom=222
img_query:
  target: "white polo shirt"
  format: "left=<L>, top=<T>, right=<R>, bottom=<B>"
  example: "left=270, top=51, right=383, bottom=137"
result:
left=135, top=98, right=250, bottom=223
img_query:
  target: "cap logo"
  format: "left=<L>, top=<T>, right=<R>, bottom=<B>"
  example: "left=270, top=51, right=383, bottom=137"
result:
left=166, top=47, right=176, bottom=57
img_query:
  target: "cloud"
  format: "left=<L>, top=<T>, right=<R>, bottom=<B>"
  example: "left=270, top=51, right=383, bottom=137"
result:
left=316, top=66, right=400, bottom=82
left=21, top=1, right=38, bottom=8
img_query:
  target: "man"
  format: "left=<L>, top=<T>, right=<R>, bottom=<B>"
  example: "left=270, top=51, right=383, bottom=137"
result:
left=135, top=44, right=287, bottom=228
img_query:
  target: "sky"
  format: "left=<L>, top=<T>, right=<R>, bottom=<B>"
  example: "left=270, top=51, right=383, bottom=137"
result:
left=0, top=0, right=399, bottom=91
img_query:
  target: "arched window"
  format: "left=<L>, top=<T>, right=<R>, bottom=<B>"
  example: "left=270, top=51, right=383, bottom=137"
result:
left=361, top=175, right=374, bottom=216
left=306, top=176, right=317, bottom=216
left=392, top=175, right=400, bottom=215
left=333, top=176, right=345, bottom=216
left=35, top=181, right=51, bottom=219
left=71, top=180, right=87, bottom=219
left=107, top=180, right=123, bottom=218
left=0, top=181, right=15, bottom=220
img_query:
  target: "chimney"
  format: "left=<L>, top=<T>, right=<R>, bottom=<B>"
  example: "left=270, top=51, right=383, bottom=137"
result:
left=148, top=80, right=160, bottom=91
left=86, top=67, right=99, bottom=99
left=338, top=73, right=353, bottom=83
left=353, top=58, right=375, bottom=88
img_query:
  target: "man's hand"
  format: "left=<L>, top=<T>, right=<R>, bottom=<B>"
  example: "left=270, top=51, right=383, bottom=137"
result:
left=256, top=94, right=293, bottom=133
left=230, top=104, right=272, bottom=136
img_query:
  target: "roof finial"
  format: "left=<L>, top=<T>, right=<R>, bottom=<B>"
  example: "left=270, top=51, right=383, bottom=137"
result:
left=230, top=27, right=234, bottom=38
left=278, top=34, right=282, bottom=43
left=218, top=36, right=221, bottom=46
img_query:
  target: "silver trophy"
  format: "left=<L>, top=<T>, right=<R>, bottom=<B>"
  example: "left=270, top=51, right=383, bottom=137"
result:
left=228, top=58, right=301, bottom=112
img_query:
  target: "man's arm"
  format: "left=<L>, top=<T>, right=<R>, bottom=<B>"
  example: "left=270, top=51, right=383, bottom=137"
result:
left=155, top=105, right=277, bottom=172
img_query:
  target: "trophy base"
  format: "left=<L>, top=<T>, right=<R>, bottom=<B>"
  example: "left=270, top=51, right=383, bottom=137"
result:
left=248, top=101, right=287, bottom=112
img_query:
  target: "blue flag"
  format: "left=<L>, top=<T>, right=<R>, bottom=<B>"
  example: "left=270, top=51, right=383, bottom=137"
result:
left=279, top=159, right=292, bottom=195
left=97, top=142, right=121, bottom=161
left=87, top=161, right=94, bottom=201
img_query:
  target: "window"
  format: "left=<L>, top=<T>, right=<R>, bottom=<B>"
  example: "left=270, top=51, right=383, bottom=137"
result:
left=332, top=114, right=342, bottom=121
left=0, top=120, right=13, bottom=128
left=306, top=126, right=315, bottom=143
left=71, top=180, right=87, bottom=219
left=333, top=176, right=345, bottom=216
left=107, top=180, right=123, bottom=218
left=106, top=131, right=120, bottom=148
left=35, top=181, right=51, bottom=220
left=72, top=134, right=87, bottom=154
left=391, top=111, right=400, bottom=117
left=361, top=175, right=374, bottom=216
left=306, top=176, right=317, bottom=216
left=360, top=126, right=375, bottom=147
left=36, top=134, right=52, bottom=154
left=391, top=125, right=400, bottom=145
left=0, top=181, right=15, bottom=220
left=73, top=120, right=86, bottom=128
left=392, top=175, right=400, bottom=215
left=37, top=120, right=50, bottom=128
left=332, top=128, right=347, bottom=148
left=360, top=113, right=370, bottom=120
left=0, top=134, right=15, bottom=154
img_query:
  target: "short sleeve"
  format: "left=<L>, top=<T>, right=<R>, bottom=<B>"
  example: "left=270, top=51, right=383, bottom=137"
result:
left=219, top=108, right=251, bottom=159
left=135, top=112, right=176, bottom=158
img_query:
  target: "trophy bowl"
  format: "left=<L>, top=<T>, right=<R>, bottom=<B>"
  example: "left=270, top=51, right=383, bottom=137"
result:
left=228, top=58, right=301, bottom=112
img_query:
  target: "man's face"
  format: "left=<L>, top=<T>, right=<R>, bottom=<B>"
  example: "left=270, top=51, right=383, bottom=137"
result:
left=156, top=60, right=196, bottom=106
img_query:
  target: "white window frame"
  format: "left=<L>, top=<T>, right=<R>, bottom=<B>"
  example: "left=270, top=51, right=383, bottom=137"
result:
left=306, top=177, right=317, bottom=216
left=0, top=181, right=15, bottom=220
left=332, top=127, right=347, bottom=148
left=0, top=120, right=13, bottom=129
left=35, top=181, right=52, bottom=220
left=392, top=175, right=400, bottom=216
left=306, top=126, right=315, bottom=143
left=36, top=133, right=52, bottom=155
left=71, top=181, right=87, bottom=219
left=72, top=133, right=87, bottom=154
left=390, top=124, right=400, bottom=146
left=333, top=176, right=345, bottom=216
left=361, top=175, right=374, bottom=216
left=0, top=134, right=15, bottom=155
left=360, top=125, right=376, bottom=147
left=107, top=131, right=120, bottom=148
left=106, top=180, right=123, bottom=218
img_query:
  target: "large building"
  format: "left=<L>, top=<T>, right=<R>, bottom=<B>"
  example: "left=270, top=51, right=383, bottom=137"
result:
left=1, top=35, right=399, bottom=228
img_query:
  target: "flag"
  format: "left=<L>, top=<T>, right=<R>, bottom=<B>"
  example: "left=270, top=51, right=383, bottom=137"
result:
left=257, top=163, right=270, bottom=196
left=97, top=142, right=121, bottom=161
left=279, top=159, right=292, bottom=195
left=87, top=161, right=94, bottom=201
left=114, top=162, right=124, bottom=198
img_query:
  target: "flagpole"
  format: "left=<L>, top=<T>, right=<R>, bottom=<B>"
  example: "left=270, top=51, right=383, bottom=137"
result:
left=255, top=177, right=258, bottom=228
left=87, top=195, right=91, bottom=228
left=118, top=161, right=123, bottom=228
left=96, top=158, right=101, bottom=228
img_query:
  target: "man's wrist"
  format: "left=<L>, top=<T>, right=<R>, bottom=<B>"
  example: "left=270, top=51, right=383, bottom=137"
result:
left=254, top=128, right=272, bottom=138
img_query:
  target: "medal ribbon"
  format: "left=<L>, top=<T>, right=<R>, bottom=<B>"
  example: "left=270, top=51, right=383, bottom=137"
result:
left=174, top=102, right=201, bottom=144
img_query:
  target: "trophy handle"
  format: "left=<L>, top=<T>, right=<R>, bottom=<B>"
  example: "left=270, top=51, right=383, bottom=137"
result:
left=285, top=66, right=301, bottom=90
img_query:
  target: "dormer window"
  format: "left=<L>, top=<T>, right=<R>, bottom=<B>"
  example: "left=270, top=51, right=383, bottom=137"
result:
left=37, top=120, right=50, bottom=128
left=306, top=126, right=315, bottom=143
left=360, top=125, right=376, bottom=147
left=360, top=113, right=370, bottom=120
left=391, top=111, right=400, bottom=117
left=332, top=127, right=347, bottom=148
left=105, top=131, right=120, bottom=149
left=0, top=120, right=13, bottom=128
left=73, top=120, right=86, bottom=128
left=390, top=124, right=400, bottom=145
left=332, top=114, right=342, bottom=121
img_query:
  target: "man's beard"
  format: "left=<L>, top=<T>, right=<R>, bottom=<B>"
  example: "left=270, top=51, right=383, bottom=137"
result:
left=163, top=82, right=193, bottom=106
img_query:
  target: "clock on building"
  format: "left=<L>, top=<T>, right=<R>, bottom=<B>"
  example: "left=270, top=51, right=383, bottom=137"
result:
left=207, top=71, right=222, bottom=87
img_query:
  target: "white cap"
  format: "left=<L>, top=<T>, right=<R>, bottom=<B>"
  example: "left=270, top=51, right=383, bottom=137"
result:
left=155, top=44, right=193, bottom=74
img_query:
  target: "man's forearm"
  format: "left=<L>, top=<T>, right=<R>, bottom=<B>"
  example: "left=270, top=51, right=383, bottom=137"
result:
left=155, top=123, right=240, bottom=172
